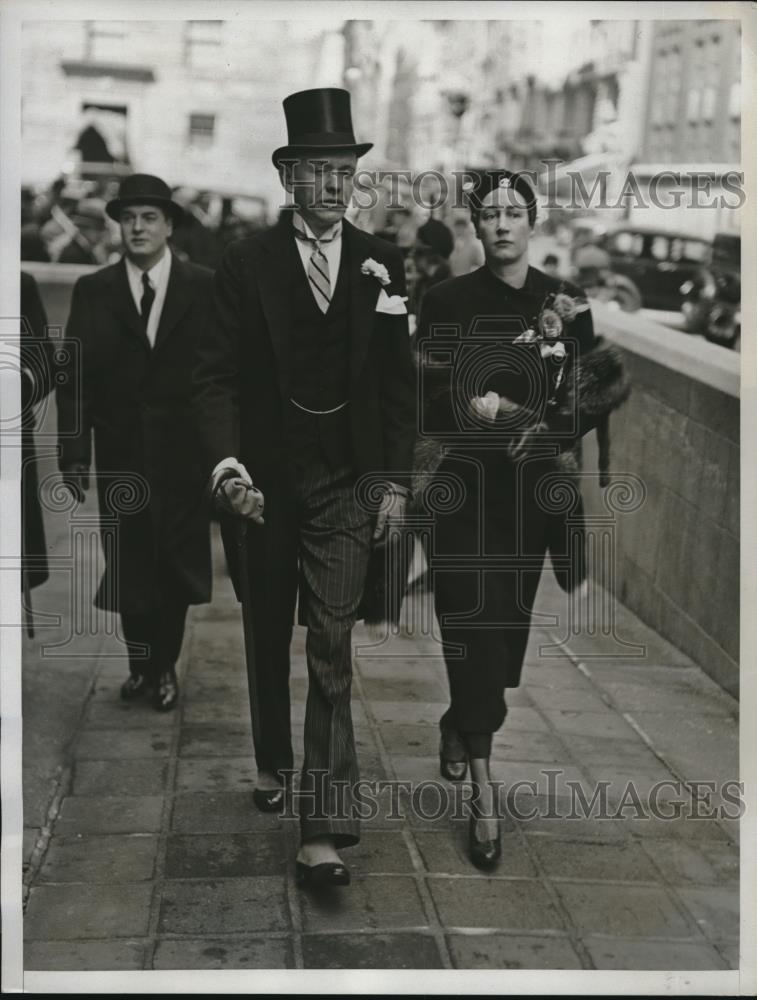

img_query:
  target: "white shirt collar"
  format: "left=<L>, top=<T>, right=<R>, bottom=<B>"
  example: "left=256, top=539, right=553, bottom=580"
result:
left=124, top=248, right=173, bottom=347
left=292, top=211, right=342, bottom=243
left=125, top=246, right=171, bottom=287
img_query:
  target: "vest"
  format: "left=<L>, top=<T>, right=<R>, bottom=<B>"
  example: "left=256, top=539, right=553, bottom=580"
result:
left=285, top=236, right=352, bottom=471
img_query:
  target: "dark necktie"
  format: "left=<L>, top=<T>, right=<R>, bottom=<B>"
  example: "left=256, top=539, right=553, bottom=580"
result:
left=140, top=272, right=155, bottom=330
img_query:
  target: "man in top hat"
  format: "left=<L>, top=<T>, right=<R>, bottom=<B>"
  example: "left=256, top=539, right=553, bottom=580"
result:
left=193, top=88, right=416, bottom=885
left=57, top=174, right=214, bottom=711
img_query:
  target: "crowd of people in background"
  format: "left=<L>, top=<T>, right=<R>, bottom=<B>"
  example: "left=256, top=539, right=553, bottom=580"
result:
left=21, top=174, right=268, bottom=273
left=23, top=171, right=543, bottom=324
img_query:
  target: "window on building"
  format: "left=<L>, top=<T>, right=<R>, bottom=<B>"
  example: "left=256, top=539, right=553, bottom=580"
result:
left=728, top=83, right=741, bottom=160
left=648, top=124, right=660, bottom=159
left=728, top=81, right=740, bottom=119
left=686, top=87, right=701, bottom=123
left=701, top=85, right=717, bottom=122
left=651, top=44, right=682, bottom=129
left=184, top=20, right=222, bottom=70
left=85, top=21, right=127, bottom=62
left=665, top=48, right=682, bottom=124
left=188, top=113, right=216, bottom=149
left=665, top=123, right=677, bottom=159
left=651, top=47, right=667, bottom=125
left=78, top=103, right=129, bottom=163
left=729, top=121, right=740, bottom=162
left=687, top=122, right=699, bottom=161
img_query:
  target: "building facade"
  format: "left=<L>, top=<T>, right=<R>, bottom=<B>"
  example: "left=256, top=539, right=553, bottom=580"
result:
left=629, top=18, right=741, bottom=237
left=22, top=18, right=741, bottom=239
left=21, top=19, right=347, bottom=212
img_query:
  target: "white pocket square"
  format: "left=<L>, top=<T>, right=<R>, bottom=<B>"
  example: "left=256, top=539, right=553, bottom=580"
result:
left=375, top=288, right=408, bottom=315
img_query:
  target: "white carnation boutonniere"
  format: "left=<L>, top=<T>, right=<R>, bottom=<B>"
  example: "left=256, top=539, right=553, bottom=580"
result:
left=362, top=257, right=409, bottom=315
left=360, top=258, right=391, bottom=286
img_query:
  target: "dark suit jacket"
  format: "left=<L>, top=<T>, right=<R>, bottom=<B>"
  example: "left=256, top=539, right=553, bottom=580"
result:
left=192, top=215, right=417, bottom=495
left=57, top=253, right=214, bottom=613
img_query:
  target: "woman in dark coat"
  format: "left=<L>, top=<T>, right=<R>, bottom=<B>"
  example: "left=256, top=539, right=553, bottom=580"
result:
left=416, top=170, right=605, bottom=868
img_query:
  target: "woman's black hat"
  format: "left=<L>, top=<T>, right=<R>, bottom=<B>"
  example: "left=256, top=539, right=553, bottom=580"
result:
left=272, top=88, right=373, bottom=166
left=463, top=169, right=538, bottom=225
left=106, top=174, right=185, bottom=225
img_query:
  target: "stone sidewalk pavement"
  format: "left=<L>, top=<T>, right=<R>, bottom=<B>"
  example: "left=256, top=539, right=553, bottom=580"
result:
left=22, top=527, right=740, bottom=973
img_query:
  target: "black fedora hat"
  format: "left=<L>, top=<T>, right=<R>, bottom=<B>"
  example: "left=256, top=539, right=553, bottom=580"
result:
left=106, top=173, right=185, bottom=225
left=272, top=88, right=373, bottom=166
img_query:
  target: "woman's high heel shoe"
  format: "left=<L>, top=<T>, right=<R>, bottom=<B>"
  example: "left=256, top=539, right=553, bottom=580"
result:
left=468, top=794, right=501, bottom=871
left=439, top=727, right=468, bottom=782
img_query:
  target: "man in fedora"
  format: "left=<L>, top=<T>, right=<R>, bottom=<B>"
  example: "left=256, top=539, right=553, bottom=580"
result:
left=57, top=174, right=214, bottom=711
left=193, top=88, right=416, bottom=885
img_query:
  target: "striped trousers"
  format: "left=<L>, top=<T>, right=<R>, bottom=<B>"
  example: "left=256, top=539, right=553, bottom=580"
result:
left=244, top=458, right=373, bottom=847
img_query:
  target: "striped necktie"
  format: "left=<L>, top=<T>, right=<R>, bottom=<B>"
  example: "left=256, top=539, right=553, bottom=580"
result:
left=292, top=215, right=341, bottom=314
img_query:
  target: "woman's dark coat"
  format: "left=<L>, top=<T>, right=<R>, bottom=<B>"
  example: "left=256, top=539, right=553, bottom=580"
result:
left=412, top=264, right=628, bottom=689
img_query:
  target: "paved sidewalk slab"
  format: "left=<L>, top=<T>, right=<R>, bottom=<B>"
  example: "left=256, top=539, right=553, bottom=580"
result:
left=301, top=932, right=444, bottom=969
left=446, top=933, right=583, bottom=970
left=298, top=876, right=428, bottom=933
left=25, top=883, right=153, bottom=940
left=582, top=936, right=726, bottom=970
left=428, top=877, right=566, bottom=933
left=24, top=939, right=146, bottom=971
left=158, top=877, right=290, bottom=935
left=164, top=833, right=288, bottom=879
left=152, top=936, right=295, bottom=969
left=72, top=759, right=169, bottom=797
left=552, top=883, right=693, bottom=938
left=53, top=796, right=164, bottom=836
left=39, top=834, right=158, bottom=883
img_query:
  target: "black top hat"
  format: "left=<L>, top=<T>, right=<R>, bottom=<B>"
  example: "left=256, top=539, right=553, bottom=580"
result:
left=106, top=174, right=185, bottom=225
left=272, top=88, right=373, bottom=166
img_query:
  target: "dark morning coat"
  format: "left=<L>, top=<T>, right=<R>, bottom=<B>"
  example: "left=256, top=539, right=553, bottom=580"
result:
left=192, top=214, right=416, bottom=490
left=192, top=215, right=417, bottom=603
left=57, top=254, right=213, bottom=614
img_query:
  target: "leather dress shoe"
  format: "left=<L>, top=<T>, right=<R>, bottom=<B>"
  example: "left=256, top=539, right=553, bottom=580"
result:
left=252, top=786, right=286, bottom=812
left=154, top=670, right=179, bottom=712
left=120, top=673, right=152, bottom=701
left=468, top=798, right=502, bottom=871
left=439, top=726, right=468, bottom=782
left=295, top=861, right=351, bottom=888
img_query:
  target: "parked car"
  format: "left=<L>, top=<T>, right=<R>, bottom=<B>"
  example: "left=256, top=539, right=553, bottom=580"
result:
left=568, top=220, right=642, bottom=312
left=680, top=233, right=741, bottom=351
left=600, top=226, right=712, bottom=312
